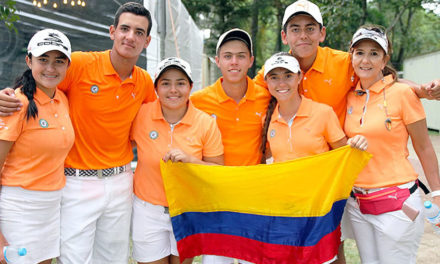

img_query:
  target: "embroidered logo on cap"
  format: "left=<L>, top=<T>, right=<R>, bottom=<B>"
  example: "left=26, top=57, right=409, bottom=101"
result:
left=36, top=32, right=69, bottom=52
left=39, top=119, right=49, bottom=128
left=91, top=85, right=99, bottom=94
left=149, top=130, right=158, bottom=140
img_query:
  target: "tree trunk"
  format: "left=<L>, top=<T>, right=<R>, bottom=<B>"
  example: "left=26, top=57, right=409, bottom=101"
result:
left=249, top=0, right=259, bottom=77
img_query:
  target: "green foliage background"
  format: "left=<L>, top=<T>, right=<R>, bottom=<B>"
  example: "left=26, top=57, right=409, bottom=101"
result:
left=183, top=0, right=440, bottom=76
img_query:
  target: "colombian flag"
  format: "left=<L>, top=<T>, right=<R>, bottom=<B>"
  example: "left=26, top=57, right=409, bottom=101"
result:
left=161, top=146, right=371, bottom=264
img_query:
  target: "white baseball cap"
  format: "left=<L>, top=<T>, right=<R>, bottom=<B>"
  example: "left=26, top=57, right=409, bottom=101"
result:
left=154, top=57, right=193, bottom=85
left=350, top=27, right=389, bottom=54
left=216, top=28, right=253, bottom=55
left=27, top=29, right=71, bottom=61
left=264, top=53, right=301, bottom=78
left=282, top=0, right=323, bottom=29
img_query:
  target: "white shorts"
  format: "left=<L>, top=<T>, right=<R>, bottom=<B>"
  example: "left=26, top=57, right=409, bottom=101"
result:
left=345, top=183, right=424, bottom=264
left=58, top=170, right=133, bottom=264
left=131, top=196, right=178, bottom=262
left=202, top=255, right=254, bottom=264
left=0, top=186, right=62, bottom=264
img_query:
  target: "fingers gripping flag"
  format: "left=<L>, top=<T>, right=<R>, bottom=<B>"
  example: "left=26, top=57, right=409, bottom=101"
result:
left=161, top=146, right=371, bottom=264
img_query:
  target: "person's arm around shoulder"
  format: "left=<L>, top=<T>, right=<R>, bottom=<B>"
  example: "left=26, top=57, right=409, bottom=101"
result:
left=400, top=78, right=440, bottom=100
left=0, top=88, right=22, bottom=116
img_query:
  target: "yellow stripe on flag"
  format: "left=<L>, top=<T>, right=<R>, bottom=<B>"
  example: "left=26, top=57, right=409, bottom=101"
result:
left=161, top=146, right=371, bottom=218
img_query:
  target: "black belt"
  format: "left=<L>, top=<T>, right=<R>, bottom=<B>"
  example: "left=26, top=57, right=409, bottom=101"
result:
left=350, top=181, right=418, bottom=198
left=64, top=165, right=128, bottom=178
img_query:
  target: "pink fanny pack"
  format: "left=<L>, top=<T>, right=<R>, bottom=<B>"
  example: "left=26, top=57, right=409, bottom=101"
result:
left=353, top=183, right=416, bottom=215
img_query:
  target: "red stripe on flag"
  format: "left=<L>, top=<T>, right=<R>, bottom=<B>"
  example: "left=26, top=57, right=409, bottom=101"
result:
left=177, top=225, right=341, bottom=264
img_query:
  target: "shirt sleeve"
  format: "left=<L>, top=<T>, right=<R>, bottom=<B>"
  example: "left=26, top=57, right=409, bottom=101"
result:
left=130, top=104, right=146, bottom=142
left=58, top=52, right=83, bottom=93
left=323, top=105, right=346, bottom=143
left=0, top=101, right=27, bottom=142
left=141, top=71, right=157, bottom=104
left=400, top=84, right=426, bottom=125
left=202, top=115, right=224, bottom=157
left=253, top=66, right=268, bottom=89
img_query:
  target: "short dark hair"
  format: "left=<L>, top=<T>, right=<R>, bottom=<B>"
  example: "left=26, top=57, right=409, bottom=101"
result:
left=114, top=2, right=153, bottom=36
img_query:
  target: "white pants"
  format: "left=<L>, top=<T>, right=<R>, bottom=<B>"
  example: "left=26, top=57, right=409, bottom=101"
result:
left=58, top=170, right=133, bottom=264
left=0, top=186, right=62, bottom=264
left=202, top=255, right=253, bottom=264
left=346, top=187, right=424, bottom=264
left=131, top=196, right=178, bottom=262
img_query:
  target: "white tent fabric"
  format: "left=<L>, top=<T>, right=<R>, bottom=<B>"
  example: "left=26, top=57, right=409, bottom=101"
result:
left=144, top=0, right=204, bottom=91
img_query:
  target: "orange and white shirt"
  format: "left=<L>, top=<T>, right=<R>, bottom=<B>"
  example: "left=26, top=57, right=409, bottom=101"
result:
left=191, top=77, right=271, bottom=165
left=254, top=46, right=357, bottom=125
left=0, top=88, right=74, bottom=191
left=268, top=96, right=345, bottom=162
left=130, top=100, right=223, bottom=206
left=58, top=50, right=156, bottom=170
left=345, top=75, right=425, bottom=188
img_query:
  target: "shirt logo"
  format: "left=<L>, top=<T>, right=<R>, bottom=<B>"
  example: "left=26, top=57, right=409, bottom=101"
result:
left=149, top=130, right=158, bottom=140
left=324, top=79, right=332, bottom=86
left=255, top=112, right=262, bottom=117
left=39, top=119, right=49, bottom=128
left=91, top=85, right=99, bottom=94
left=270, top=129, right=276, bottom=138
left=347, top=106, right=353, bottom=115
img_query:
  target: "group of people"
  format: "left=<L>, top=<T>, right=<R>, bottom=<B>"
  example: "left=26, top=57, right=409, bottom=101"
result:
left=0, top=1, right=439, bottom=264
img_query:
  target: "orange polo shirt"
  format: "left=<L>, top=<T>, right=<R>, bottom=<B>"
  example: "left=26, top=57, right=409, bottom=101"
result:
left=254, top=46, right=357, bottom=125
left=0, top=88, right=74, bottom=191
left=344, top=75, right=425, bottom=188
left=268, top=96, right=345, bottom=162
left=130, top=100, right=223, bottom=206
left=191, top=77, right=271, bottom=166
left=58, top=50, right=156, bottom=169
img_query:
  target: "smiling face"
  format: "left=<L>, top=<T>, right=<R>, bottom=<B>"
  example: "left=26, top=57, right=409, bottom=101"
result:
left=26, top=50, right=69, bottom=95
left=281, top=14, right=325, bottom=61
left=215, top=40, right=254, bottom=83
left=109, top=12, right=151, bottom=60
left=156, top=68, right=192, bottom=112
left=351, top=39, right=389, bottom=89
left=265, top=67, right=302, bottom=102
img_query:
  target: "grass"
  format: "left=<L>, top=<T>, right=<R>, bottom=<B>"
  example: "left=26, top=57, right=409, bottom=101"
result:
left=344, top=239, right=361, bottom=264
left=428, top=129, right=439, bottom=135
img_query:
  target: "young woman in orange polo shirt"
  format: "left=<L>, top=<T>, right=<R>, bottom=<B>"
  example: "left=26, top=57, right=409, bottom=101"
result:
left=344, top=25, right=440, bottom=263
left=260, top=52, right=367, bottom=264
left=0, top=29, right=74, bottom=264
left=130, top=57, right=224, bottom=264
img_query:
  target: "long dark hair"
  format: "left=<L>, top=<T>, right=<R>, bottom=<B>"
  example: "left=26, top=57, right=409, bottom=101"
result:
left=260, top=96, right=277, bottom=163
left=14, top=54, right=38, bottom=120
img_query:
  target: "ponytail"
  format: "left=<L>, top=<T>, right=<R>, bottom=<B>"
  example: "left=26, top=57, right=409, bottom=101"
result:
left=260, top=96, right=277, bottom=164
left=14, top=60, right=38, bottom=120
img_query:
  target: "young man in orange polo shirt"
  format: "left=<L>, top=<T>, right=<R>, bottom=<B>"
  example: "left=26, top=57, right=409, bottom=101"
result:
left=0, top=2, right=156, bottom=264
left=191, top=28, right=270, bottom=167
left=254, top=0, right=440, bottom=126
left=191, top=28, right=270, bottom=264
